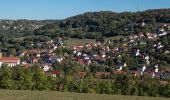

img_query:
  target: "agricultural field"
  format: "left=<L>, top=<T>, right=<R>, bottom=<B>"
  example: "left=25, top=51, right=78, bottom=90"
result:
left=0, top=90, right=169, bottom=100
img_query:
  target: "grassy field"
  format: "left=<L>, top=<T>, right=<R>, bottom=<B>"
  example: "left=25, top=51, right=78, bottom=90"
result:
left=0, top=90, right=169, bottom=100
left=64, top=38, right=96, bottom=46
left=64, top=36, right=125, bottom=46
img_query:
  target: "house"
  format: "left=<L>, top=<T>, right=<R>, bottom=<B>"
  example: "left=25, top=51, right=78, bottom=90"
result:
left=0, top=57, right=20, bottom=67
left=51, top=70, right=62, bottom=77
left=142, top=65, right=146, bottom=72
left=154, top=64, right=159, bottom=73
left=78, top=59, right=90, bottom=65
left=135, top=49, right=140, bottom=56
left=43, top=54, right=51, bottom=63
left=158, top=31, right=167, bottom=37
left=141, top=22, right=145, bottom=27
left=42, top=64, right=51, bottom=72
left=114, top=64, right=123, bottom=71
left=159, top=28, right=164, bottom=32
left=140, top=41, right=147, bottom=45
left=30, top=49, right=40, bottom=55
left=50, top=56, right=64, bottom=63
left=73, top=45, right=84, bottom=51
left=138, top=32, right=144, bottom=37
left=30, top=57, right=39, bottom=64
left=130, top=71, right=140, bottom=77
left=17, top=50, right=28, bottom=57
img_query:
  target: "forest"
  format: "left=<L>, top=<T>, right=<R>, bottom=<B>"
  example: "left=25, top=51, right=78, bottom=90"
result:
left=35, top=9, right=170, bottom=38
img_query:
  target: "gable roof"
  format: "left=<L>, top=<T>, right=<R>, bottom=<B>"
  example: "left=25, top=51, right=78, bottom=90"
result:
left=0, top=57, right=20, bottom=63
left=52, top=70, right=61, bottom=75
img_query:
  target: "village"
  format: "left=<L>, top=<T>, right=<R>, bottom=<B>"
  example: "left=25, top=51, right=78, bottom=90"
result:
left=0, top=23, right=169, bottom=83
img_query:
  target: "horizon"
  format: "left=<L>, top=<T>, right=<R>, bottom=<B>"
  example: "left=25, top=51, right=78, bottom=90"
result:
left=0, top=0, right=170, bottom=20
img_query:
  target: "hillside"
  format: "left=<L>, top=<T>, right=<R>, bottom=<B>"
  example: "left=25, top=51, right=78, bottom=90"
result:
left=0, top=90, right=169, bottom=100
left=0, top=20, right=56, bottom=41
left=34, top=9, right=170, bottom=38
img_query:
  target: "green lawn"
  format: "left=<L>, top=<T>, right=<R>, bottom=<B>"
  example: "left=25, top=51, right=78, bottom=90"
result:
left=0, top=90, right=168, bottom=100
left=64, top=36, right=125, bottom=47
left=64, top=38, right=96, bottom=46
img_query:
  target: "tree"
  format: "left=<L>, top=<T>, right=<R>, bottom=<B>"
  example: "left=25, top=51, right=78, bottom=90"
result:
left=99, top=81, right=112, bottom=94
left=0, top=64, right=13, bottom=89
left=31, top=64, right=49, bottom=90
left=22, top=70, right=33, bottom=90
left=12, top=65, right=25, bottom=89
left=163, top=83, right=170, bottom=97
left=9, top=48, right=16, bottom=56
left=114, top=75, right=130, bottom=95
left=138, top=77, right=159, bottom=96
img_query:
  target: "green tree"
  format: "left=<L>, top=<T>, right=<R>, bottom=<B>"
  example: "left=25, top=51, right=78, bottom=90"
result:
left=114, top=75, right=130, bottom=95
left=12, top=65, right=25, bottom=89
left=0, top=64, right=13, bottom=89
left=164, top=83, right=170, bottom=97
left=31, top=64, right=49, bottom=90
left=22, top=71, right=33, bottom=90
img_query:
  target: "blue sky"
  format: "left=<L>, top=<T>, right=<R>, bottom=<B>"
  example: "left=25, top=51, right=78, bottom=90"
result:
left=0, top=0, right=170, bottom=20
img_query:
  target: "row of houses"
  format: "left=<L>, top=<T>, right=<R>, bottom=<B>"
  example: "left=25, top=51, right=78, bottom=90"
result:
left=0, top=24, right=169, bottom=80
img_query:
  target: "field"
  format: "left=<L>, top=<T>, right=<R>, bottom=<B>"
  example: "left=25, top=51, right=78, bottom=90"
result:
left=0, top=90, right=169, bottom=100
left=64, top=36, right=125, bottom=46
left=64, top=38, right=96, bottom=46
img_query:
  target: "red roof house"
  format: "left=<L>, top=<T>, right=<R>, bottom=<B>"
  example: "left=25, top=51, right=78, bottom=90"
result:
left=0, top=57, right=20, bottom=67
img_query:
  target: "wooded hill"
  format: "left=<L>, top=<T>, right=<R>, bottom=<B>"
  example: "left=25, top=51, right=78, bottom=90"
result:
left=34, top=9, right=170, bottom=39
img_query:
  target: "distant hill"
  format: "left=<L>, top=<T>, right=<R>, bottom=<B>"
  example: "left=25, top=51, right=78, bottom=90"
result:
left=34, top=9, right=170, bottom=39
left=0, top=20, right=56, bottom=40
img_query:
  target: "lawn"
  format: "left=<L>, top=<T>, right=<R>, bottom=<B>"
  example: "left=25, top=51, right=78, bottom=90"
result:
left=0, top=90, right=169, bottom=100
left=64, top=38, right=96, bottom=46
left=64, top=36, right=125, bottom=47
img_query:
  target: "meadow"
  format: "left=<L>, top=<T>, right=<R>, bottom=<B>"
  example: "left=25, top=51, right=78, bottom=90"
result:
left=0, top=90, right=169, bottom=100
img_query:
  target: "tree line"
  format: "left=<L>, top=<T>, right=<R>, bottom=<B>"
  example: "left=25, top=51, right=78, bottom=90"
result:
left=0, top=64, right=170, bottom=97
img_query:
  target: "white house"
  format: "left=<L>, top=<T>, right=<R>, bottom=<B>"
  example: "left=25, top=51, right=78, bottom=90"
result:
left=43, top=64, right=51, bottom=72
left=136, top=49, right=140, bottom=56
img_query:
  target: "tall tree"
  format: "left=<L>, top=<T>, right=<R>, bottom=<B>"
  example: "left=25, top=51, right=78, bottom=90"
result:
left=0, top=64, right=13, bottom=89
left=31, top=64, right=49, bottom=90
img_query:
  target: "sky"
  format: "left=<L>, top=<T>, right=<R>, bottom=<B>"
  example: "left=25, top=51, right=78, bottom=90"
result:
left=0, top=0, right=170, bottom=20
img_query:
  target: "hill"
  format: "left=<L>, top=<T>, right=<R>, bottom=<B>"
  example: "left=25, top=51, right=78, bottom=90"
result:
left=0, top=90, right=169, bottom=100
left=34, top=9, right=170, bottom=38
left=0, top=20, right=56, bottom=42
